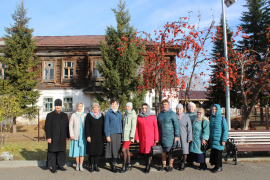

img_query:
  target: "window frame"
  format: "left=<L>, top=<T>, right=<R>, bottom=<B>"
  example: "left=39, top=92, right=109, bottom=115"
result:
left=43, top=97, right=53, bottom=112
left=43, top=61, right=55, bottom=82
left=63, top=61, right=74, bottom=79
left=92, top=60, right=103, bottom=79
left=62, top=97, right=73, bottom=112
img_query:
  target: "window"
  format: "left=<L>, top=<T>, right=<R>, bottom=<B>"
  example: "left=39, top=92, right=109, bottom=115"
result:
left=0, top=63, right=7, bottom=79
left=152, top=96, right=159, bottom=108
left=43, top=97, right=53, bottom=112
left=44, top=62, right=54, bottom=81
left=63, top=97, right=73, bottom=112
left=92, top=61, right=103, bottom=78
left=64, top=62, right=74, bottom=79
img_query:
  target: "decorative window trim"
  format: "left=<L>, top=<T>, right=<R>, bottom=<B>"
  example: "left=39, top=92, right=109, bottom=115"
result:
left=61, top=60, right=76, bottom=83
left=43, top=97, right=53, bottom=112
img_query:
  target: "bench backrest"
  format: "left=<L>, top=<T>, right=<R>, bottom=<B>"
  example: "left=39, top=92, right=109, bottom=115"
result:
left=228, top=130, right=270, bottom=145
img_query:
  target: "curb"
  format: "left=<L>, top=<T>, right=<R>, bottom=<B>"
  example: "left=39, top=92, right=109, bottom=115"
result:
left=0, top=157, right=270, bottom=168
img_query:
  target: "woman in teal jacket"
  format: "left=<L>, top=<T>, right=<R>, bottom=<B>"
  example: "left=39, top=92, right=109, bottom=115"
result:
left=209, top=104, right=228, bottom=173
left=189, top=108, right=209, bottom=170
left=157, top=99, right=179, bottom=172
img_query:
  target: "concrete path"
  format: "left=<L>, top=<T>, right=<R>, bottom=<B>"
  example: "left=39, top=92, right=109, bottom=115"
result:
left=0, top=161, right=269, bottom=180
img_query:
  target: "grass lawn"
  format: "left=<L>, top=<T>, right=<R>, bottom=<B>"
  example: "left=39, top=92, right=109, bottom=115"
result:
left=0, top=141, right=78, bottom=161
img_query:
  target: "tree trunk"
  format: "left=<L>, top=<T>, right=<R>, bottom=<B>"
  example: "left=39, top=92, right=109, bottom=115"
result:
left=12, top=117, right=17, bottom=133
left=260, top=107, right=264, bottom=125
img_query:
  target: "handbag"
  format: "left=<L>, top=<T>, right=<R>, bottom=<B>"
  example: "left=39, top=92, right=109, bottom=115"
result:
left=150, top=144, right=163, bottom=156
left=201, top=119, right=210, bottom=151
left=170, top=141, right=183, bottom=158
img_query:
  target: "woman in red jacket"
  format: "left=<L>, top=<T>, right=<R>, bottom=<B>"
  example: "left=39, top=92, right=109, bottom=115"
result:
left=135, top=103, right=159, bottom=173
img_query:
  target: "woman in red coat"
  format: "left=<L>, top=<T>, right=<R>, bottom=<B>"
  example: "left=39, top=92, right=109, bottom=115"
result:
left=135, top=103, right=159, bottom=173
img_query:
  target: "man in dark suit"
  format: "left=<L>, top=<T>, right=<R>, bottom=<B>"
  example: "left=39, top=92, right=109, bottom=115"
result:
left=45, top=99, right=69, bottom=173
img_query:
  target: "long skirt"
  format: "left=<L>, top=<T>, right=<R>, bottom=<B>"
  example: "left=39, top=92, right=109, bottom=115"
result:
left=105, top=133, right=121, bottom=159
left=210, top=149, right=222, bottom=167
left=69, top=139, right=87, bottom=157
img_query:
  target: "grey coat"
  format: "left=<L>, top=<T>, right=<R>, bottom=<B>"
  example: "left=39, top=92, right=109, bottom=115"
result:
left=69, top=113, right=87, bottom=140
left=178, top=114, right=193, bottom=154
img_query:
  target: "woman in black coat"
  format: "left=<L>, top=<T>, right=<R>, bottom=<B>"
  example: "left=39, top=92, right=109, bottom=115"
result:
left=85, top=102, right=104, bottom=172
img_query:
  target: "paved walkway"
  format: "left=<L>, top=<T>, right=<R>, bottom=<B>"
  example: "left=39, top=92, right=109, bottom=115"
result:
left=0, top=161, right=269, bottom=180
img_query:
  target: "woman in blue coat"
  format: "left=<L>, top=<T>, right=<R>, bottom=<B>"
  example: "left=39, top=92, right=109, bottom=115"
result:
left=104, top=99, right=123, bottom=173
left=157, top=99, right=179, bottom=172
left=209, top=104, right=228, bottom=173
left=189, top=108, right=209, bottom=170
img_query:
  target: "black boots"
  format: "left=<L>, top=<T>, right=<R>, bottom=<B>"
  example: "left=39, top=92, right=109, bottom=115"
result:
left=94, top=164, right=100, bottom=172
left=50, top=167, right=57, bottom=173
left=179, top=162, right=185, bottom=171
left=111, top=159, right=118, bottom=173
left=89, top=164, right=94, bottom=172
left=167, top=166, right=173, bottom=172
left=143, top=165, right=150, bottom=173
left=198, top=163, right=207, bottom=171
left=126, top=163, right=132, bottom=171
left=120, top=164, right=126, bottom=173
left=58, top=166, right=67, bottom=171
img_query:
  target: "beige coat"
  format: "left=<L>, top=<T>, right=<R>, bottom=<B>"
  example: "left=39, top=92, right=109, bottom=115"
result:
left=122, top=110, right=137, bottom=142
left=69, top=112, right=87, bottom=140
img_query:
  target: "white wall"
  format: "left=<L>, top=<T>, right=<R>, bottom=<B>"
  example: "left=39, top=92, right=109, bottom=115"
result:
left=36, top=89, right=94, bottom=120
left=144, top=90, right=179, bottom=114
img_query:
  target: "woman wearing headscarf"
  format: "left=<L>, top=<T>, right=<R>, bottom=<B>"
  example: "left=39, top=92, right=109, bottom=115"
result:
left=104, top=99, right=122, bottom=173
left=85, top=102, right=104, bottom=172
left=185, top=102, right=197, bottom=166
left=120, top=102, right=137, bottom=173
left=135, top=103, right=159, bottom=173
left=69, top=102, right=87, bottom=171
left=189, top=108, right=209, bottom=170
left=209, top=104, right=228, bottom=173
left=176, top=103, right=192, bottom=171
left=157, top=99, right=179, bottom=172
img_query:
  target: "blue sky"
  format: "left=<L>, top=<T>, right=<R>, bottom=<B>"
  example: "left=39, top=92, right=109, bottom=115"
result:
left=0, top=0, right=246, bottom=37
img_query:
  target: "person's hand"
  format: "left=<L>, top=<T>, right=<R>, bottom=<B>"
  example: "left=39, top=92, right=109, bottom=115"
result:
left=222, top=141, right=225, bottom=146
left=130, top=137, right=133, bottom=141
left=106, top=137, right=111, bottom=142
left=87, top=137, right=91, bottom=143
left=70, top=136, right=75, bottom=140
left=155, top=141, right=158, bottom=143
left=136, top=140, right=139, bottom=143
left=174, top=137, right=179, bottom=142
left=188, top=141, right=191, bottom=143
left=47, top=138, right=51, bottom=143
left=66, top=138, right=69, bottom=142
left=202, top=139, right=207, bottom=145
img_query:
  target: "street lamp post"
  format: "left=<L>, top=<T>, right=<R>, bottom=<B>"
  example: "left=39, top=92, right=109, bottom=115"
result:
left=222, top=0, right=237, bottom=130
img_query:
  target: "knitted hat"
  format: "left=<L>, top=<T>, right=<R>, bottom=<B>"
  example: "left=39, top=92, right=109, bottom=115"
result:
left=126, top=102, right=133, bottom=109
left=54, top=99, right=62, bottom=106
left=176, top=103, right=183, bottom=109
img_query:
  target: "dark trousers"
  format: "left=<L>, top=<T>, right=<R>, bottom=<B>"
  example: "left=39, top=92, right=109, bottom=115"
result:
left=88, top=155, right=99, bottom=165
left=47, top=151, right=66, bottom=168
left=210, top=149, right=222, bottom=168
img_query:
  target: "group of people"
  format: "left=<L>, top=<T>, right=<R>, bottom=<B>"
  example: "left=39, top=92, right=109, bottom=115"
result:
left=45, top=98, right=228, bottom=174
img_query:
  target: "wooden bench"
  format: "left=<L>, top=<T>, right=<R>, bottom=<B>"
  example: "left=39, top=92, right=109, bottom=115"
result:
left=224, top=130, right=270, bottom=165
left=228, top=130, right=270, bottom=152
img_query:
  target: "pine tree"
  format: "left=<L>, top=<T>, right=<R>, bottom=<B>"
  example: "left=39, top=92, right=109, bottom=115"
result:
left=0, top=1, right=40, bottom=132
left=239, top=0, right=269, bottom=52
left=207, top=18, right=242, bottom=108
left=239, top=0, right=270, bottom=106
left=96, top=0, right=146, bottom=112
